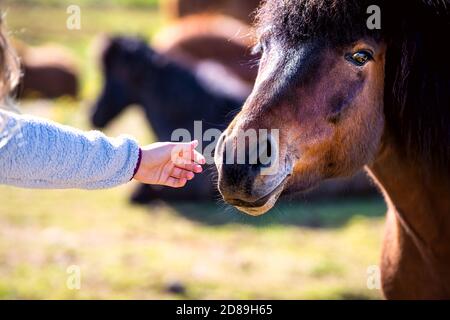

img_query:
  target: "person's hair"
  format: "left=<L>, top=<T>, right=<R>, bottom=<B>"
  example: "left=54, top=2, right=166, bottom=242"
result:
left=0, top=13, right=20, bottom=102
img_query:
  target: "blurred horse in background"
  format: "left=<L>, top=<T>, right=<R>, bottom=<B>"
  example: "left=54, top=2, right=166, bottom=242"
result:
left=163, top=0, right=262, bottom=24
left=13, top=41, right=79, bottom=99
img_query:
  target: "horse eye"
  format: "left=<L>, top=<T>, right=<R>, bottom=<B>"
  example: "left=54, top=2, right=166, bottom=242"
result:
left=346, top=50, right=373, bottom=66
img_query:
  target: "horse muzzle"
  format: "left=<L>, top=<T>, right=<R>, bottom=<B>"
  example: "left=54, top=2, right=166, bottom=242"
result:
left=214, top=131, right=292, bottom=216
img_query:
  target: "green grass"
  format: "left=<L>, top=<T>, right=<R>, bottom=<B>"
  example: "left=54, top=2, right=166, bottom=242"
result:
left=0, top=4, right=387, bottom=299
left=0, top=184, right=385, bottom=299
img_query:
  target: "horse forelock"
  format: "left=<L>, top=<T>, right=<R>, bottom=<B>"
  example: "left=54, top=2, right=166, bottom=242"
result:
left=255, top=0, right=381, bottom=45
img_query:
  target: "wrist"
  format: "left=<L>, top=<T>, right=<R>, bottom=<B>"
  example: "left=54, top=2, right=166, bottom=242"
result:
left=131, top=147, right=143, bottom=180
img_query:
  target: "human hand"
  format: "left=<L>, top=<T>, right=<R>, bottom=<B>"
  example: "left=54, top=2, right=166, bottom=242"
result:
left=133, top=140, right=205, bottom=188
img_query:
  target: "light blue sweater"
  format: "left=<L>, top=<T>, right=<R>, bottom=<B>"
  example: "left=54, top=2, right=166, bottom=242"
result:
left=0, top=109, right=140, bottom=189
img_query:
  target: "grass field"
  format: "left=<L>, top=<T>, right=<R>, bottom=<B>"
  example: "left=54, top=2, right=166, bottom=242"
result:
left=0, top=3, right=386, bottom=299
left=0, top=184, right=385, bottom=299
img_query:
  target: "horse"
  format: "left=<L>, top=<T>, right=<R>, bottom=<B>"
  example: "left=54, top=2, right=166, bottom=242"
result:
left=163, top=0, right=262, bottom=24
left=13, top=41, right=79, bottom=99
left=153, top=14, right=258, bottom=85
left=91, top=36, right=248, bottom=203
left=214, top=0, right=450, bottom=299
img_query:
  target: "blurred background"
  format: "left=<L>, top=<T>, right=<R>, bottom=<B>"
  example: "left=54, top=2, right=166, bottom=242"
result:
left=0, top=0, right=385, bottom=299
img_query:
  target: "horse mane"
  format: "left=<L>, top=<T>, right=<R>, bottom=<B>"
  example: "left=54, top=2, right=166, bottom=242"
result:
left=383, top=1, right=450, bottom=175
left=256, top=0, right=450, bottom=174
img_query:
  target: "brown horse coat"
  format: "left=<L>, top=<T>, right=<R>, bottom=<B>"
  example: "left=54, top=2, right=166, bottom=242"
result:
left=13, top=41, right=79, bottom=99
left=153, top=14, right=259, bottom=85
left=162, top=0, right=262, bottom=24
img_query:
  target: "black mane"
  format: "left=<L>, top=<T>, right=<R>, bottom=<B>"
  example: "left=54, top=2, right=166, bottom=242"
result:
left=256, top=0, right=381, bottom=45
left=256, top=0, right=450, bottom=174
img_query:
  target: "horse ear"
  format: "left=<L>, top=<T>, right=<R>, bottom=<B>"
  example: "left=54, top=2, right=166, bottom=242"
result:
left=98, top=36, right=123, bottom=69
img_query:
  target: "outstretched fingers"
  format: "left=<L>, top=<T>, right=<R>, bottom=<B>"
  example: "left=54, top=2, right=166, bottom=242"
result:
left=170, top=167, right=195, bottom=181
left=191, top=141, right=206, bottom=165
left=172, top=140, right=206, bottom=169
left=164, top=141, right=206, bottom=187
left=180, top=163, right=203, bottom=174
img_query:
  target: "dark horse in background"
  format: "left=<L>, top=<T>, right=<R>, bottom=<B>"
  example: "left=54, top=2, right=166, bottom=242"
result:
left=215, top=0, right=450, bottom=299
left=91, top=36, right=247, bottom=202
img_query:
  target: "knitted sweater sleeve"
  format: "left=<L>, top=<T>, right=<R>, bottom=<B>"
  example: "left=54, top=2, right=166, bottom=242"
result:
left=0, top=109, right=140, bottom=189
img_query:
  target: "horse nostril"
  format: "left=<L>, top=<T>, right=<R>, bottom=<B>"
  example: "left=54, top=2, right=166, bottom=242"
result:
left=258, top=138, right=272, bottom=166
left=218, top=132, right=279, bottom=190
left=251, top=134, right=277, bottom=170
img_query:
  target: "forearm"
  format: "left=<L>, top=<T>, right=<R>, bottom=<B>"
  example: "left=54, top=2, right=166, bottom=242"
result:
left=0, top=109, right=140, bottom=189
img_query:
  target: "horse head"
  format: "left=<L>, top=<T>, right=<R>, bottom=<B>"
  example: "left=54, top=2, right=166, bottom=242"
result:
left=215, top=0, right=450, bottom=216
left=91, top=36, right=154, bottom=128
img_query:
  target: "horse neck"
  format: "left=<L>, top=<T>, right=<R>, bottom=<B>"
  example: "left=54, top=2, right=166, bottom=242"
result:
left=368, top=140, right=450, bottom=261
